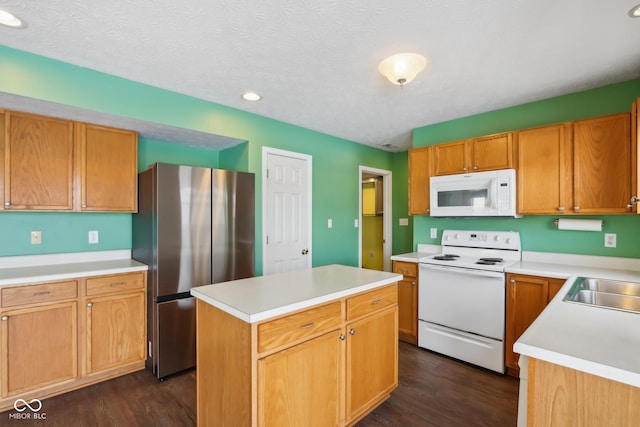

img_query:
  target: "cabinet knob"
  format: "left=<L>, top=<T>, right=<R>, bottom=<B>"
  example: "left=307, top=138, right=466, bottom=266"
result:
left=411, top=281, right=416, bottom=286
left=339, top=334, right=346, bottom=341
left=87, top=302, right=93, bottom=307
left=573, top=206, right=580, bottom=211
left=510, top=279, right=516, bottom=284
left=3, top=202, right=9, bottom=207
left=462, top=167, right=468, bottom=172
left=472, top=165, right=478, bottom=170
left=1, top=316, right=8, bottom=321
left=349, top=328, right=356, bottom=335
left=82, top=204, right=87, bottom=208
left=557, top=206, right=565, bottom=211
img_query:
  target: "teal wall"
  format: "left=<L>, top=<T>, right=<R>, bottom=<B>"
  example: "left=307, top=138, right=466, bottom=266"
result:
left=413, top=79, right=640, bottom=258
left=0, top=45, right=401, bottom=273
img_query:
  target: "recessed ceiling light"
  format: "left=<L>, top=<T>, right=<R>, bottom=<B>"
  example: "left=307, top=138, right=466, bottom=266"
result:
left=629, top=4, right=640, bottom=17
left=0, top=9, right=26, bottom=28
left=242, top=92, right=262, bottom=101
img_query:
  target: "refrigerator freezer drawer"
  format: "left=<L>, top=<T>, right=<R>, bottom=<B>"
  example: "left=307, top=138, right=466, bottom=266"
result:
left=154, top=297, right=196, bottom=378
left=418, top=320, right=504, bottom=373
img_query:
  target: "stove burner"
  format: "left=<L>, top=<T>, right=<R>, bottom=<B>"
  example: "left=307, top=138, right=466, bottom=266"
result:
left=433, top=254, right=460, bottom=261
left=475, top=257, right=504, bottom=266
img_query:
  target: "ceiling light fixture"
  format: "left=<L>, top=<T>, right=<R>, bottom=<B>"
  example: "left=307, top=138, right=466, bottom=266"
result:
left=242, top=92, right=262, bottom=101
left=378, top=52, right=427, bottom=86
left=629, top=4, right=640, bottom=17
left=0, top=8, right=26, bottom=28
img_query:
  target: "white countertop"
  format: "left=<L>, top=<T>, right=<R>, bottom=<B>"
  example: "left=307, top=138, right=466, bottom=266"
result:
left=390, top=244, right=440, bottom=263
left=512, top=251, right=640, bottom=388
left=0, top=250, right=148, bottom=287
left=190, top=264, right=402, bottom=323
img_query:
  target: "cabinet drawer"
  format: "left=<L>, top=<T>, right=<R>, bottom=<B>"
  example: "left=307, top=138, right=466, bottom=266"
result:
left=347, top=285, right=397, bottom=320
left=1, top=280, right=78, bottom=308
left=393, top=261, right=417, bottom=278
left=85, top=272, right=145, bottom=297
left=258, top=301, right=342, bottom=353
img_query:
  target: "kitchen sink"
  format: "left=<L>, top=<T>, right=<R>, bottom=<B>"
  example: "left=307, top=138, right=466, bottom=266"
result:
left=563, top=277, right=640, bottom=314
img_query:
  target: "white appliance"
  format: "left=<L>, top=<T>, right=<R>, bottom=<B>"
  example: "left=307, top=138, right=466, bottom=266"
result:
left=418, top=230, right=521, bottom=373
left=430, top=169, right=518, bottom=217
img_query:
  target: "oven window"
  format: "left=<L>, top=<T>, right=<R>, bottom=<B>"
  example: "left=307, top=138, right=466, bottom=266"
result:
left=437, top=189, right=488, bottom=207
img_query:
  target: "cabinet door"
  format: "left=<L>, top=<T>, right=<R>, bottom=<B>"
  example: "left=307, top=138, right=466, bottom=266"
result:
left=471, top=132, right=513, bottom=172
left=77, top=123, right=138, bottom=212
left=517, top=124, right=572, bottom=214
left=1, top=302, right=78, bottom=397
left=505, top=274, right=556, bottom=375
left=573, top=113, right=631, bottom=213
left=85, top=292, right=145, bottom=374
left=258, top=330, right=341, bottom=427
left=346, top=306, right=398, bottom=422
left=2, top=111, right=74, bottom=210
left=408, top=146, right=431, bottom=215
left=393, top=261, right=418, bottom=344
left=432, top=140, right=469, bottom=176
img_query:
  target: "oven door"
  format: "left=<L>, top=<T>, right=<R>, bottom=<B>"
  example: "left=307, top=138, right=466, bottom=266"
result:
left=418, top=263, right=505, bottom=340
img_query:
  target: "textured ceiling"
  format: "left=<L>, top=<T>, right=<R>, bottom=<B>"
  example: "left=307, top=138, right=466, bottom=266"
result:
left=1, top=0, right=639, bottom=152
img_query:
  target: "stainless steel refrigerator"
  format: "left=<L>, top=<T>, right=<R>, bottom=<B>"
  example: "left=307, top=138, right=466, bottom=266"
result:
left=132, top=162, right=255, bottom=379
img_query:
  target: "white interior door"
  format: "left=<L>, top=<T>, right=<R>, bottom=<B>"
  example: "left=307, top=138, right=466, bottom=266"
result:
left=263, top=148, right=312, bottom=275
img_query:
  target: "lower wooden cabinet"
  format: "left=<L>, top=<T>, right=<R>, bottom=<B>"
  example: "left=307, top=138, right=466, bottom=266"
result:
left=258, top=329, right=342, bottom=426
left=527, top=358, right=640, bottom=426
left=393, top=260, right=418, bottom=344
left=1, top=301, right=78, bottom=397
left=346, top=306, right=398, bottom=421
left=0, top=271, right=146, bottom=411
left=505, top=273, right=564, bottom=377
left=196, top=283, right=399, bottom=427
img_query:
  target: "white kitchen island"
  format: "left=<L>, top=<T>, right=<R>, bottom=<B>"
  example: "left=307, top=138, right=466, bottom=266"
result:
left=190, top=264, right=402, bottom=427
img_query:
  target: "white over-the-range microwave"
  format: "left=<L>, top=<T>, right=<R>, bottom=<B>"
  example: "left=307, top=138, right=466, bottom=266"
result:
left=429, top=169, right=519, bottom=217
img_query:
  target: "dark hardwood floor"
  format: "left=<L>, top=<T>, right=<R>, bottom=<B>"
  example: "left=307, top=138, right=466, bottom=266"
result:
left=1, top=342, right=519, bottom=426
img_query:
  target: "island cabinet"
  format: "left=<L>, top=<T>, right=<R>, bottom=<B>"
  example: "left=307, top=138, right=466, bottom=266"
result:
left=431, top=132, right=513, bottom=176
left=408, top=146, right=431, bottom=215
left=0, top=271, right=147, bottom=412
left=505, top=273, right=564, bottom=377
left=0, top=109, right=138, bottom=212
left=526, top=358, right=640, bottom=426
left=195, top=282, right=399, bottom=427
left=393, top=260, right=418, bottom=344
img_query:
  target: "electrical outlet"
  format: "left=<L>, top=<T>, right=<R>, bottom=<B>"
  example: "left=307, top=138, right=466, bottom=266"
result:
left=88, top=230, right=99, bottom=244
left=604, top=233, right=617, bottom=248
left=430, top=228, right=438, bottom=239
left=30, top=231, right=42, bottom=245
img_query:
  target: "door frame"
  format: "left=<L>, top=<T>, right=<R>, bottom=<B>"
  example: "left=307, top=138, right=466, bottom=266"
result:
left=358, top=166, right=392, bottom=271
left=262, top=147, right=313, bottom=274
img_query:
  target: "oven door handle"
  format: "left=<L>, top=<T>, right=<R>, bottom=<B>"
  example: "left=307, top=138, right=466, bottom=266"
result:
left=419, top=263, right=505, bottom=279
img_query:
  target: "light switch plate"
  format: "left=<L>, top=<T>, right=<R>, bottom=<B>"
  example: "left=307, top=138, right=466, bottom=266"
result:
left=399, top=218, right=409, bottom=226
left=430, top=228, right=438, bottom=239
left=328, top=219, right=333, bottom=229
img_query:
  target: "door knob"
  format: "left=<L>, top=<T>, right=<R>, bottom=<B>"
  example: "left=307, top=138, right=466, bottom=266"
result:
left=301, top=248, right=309, bottom=255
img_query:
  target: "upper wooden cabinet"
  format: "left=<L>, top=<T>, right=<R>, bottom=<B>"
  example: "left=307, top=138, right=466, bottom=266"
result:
left=517, top=113, right=634, bottom=215
left=432, top=132, right=513, bottom=176
left=0, top=110, right=138, bottom=212
left=408, top=146, right=431, bottom=215
left=76, top=123, right=138, bottom=212
left=573, top=113, right=632, bottom=214
left=516, top=123, right=573, bottom=214
left=1, top=110, right=75, bottom=210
